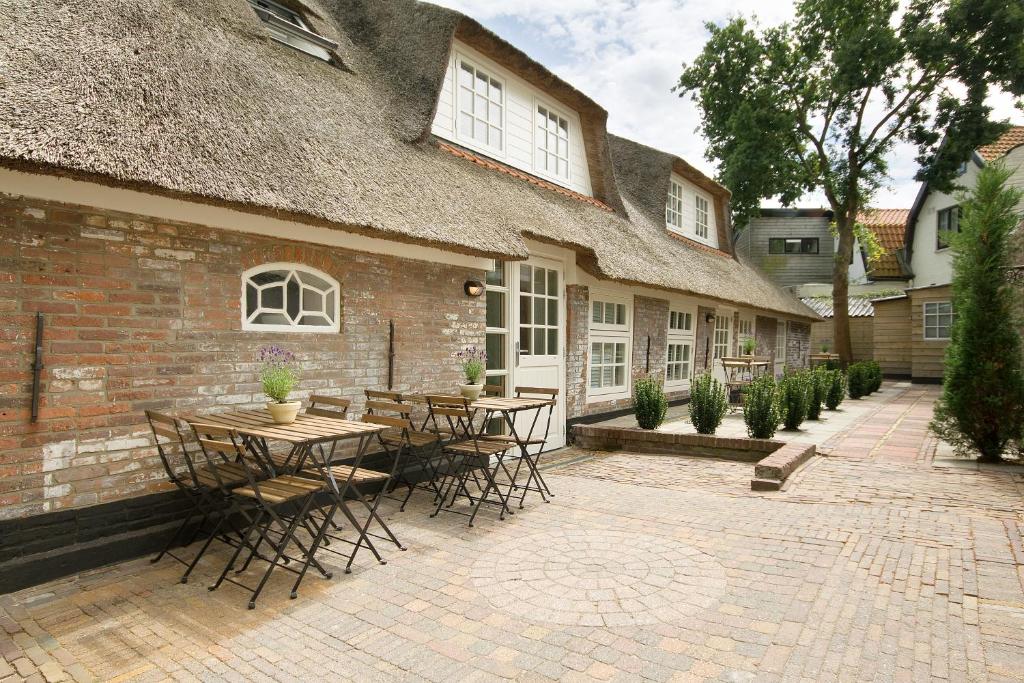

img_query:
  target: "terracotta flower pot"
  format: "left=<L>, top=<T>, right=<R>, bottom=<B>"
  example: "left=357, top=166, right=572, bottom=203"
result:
left=267, top=400, right=301, bottom=424
left=459, top=383, right=483, bottom=401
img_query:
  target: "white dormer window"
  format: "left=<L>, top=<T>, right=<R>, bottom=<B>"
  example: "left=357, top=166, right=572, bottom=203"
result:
left=695, top=195, right=709, bottom=239
left=666, top=179, right=684, bottom=230
left=249, top=0, right=337, bottom=61
left=536, top=105, right=570, bottom=180
left=457, top=58, right=504, bottom=152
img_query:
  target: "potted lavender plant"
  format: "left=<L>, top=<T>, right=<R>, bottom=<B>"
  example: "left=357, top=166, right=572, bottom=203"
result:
left=456, top=345, right=487, bottom=401
left=258, top=345, right=301, bottom=424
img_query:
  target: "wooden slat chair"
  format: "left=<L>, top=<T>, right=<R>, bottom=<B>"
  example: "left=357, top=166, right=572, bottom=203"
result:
left=291, top=399, right=405, bottom=573
left=366, top=392, right=444, bottom=511
left=193, top=423, right=330, bottom=609
left=424, top=395, right=515, bottom=527
left=145, top=410, right=249, bottom=583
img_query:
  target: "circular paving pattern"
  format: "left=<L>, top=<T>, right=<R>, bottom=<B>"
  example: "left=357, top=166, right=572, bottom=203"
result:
left=469, top=529, right=728, bottom=626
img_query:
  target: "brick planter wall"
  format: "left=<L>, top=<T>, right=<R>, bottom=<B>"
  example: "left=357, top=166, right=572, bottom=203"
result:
left=0, top=194, right=485, bottom=521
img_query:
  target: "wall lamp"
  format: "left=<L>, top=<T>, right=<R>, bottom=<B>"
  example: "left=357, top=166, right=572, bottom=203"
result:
left=464, top=280, right=485, bottom=297
left=705, top=312, right=715, bottom=323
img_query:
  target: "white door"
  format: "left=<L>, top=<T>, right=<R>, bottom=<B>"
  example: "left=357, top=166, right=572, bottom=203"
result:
left=484, top=258, right=566, bottom=450
left=711, top=312, right=732, bottom=383
left=774, top=320, right=787, bottom=377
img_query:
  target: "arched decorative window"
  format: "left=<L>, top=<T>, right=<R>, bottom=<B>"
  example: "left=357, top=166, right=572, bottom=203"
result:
left=242, top=263, right=340, bottom=333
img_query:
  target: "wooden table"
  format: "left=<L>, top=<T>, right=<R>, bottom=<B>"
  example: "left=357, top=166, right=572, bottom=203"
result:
left=183, top=409, right=390, bottom=572
left=407, top=394, right=557, bottom=506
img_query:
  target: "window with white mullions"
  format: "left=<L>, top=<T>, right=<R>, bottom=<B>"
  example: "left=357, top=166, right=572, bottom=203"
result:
left=518, top=264, right=559, bottom=357
left=457, top=59, right=504, bottom=152
left=713, top=315, right=731, bottom=359
left=666, top=179, right=684, bottom=231
left=590, top=341, right=627, bottom=390
left=666, top=343, right=691, bottom=382
left=666, top=305, right=696, bottom=388
left=243, top=263, right=340, bottom=332
left=923, top=301, right=953, bottom=340
left=695, top=195, right=709, bottom=239
left=536, top=105, right=570, bottom=180
left=936, top=206, right=961, bottom=250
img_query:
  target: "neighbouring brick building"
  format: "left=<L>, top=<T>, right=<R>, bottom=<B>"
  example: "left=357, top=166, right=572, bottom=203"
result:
left=0, top=0, right=817, bottom=588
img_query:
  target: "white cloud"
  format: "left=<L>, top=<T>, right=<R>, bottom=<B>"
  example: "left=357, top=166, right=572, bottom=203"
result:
left=428, top=0, right=1020, bottom=209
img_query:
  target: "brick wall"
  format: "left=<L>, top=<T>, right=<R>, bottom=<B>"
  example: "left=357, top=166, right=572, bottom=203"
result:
left=786, top=321, right=811, bottom=369
left=694, top=306, right=715, bottom=374
left=564, top=284, right=589, bottom=419
left=754, top=315, right=777, bottom=360
left=0, top=194, right=485, bottom=520
left=631, top=295, right=669, bottom=388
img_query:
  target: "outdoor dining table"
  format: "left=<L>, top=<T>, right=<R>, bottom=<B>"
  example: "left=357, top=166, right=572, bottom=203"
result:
left=408, top=393, right=557, bottom=507
left=181, top=409, right=389, bottom=573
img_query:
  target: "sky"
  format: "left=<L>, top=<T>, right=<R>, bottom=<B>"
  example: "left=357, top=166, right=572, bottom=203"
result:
left=428, top=0, right=1021, bottom=210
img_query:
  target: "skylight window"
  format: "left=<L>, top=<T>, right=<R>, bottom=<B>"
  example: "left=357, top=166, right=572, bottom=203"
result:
left=249, top=0, right=337, bottom=62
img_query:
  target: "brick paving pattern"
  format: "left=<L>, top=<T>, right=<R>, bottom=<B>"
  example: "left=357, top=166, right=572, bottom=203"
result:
left=2, top=383, right=1023, bottom=681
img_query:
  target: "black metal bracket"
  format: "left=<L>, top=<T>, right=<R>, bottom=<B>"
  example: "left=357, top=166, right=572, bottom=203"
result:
left=31, top=312, right=44, bottom=423
left=387, top=319, right=395, bottom=390
left=645, top=335, right=650, bottom=373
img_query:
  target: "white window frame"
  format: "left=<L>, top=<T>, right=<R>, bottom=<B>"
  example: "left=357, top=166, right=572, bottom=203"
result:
left=454, top=53, right=506, bottom=157
left=737, top=315, right=754, bottom=347
left=666, top=178, right=684, bottom=232
left=534, top=100, right=571, bottom=183
left=713, top=314, right=732, bottom=360
left=695, top=194, right=710, bottom=240
left=666, top=302, right=697, bottom=390
left=588, top=293, right=632, bottom=401
left=241, top=263, right=340, bottom=333
left=775, top=320, right=787, bottom=374
left=248, top=0, right=337, bottom=61
left=923, top=301, right=953, bottom=340
left=590, top=298, right=630, bottom=332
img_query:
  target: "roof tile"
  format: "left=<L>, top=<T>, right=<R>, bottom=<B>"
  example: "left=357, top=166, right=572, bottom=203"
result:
left=858, top=209, right=909, bottom=279
left=978, top=126, right=1024, bottom=161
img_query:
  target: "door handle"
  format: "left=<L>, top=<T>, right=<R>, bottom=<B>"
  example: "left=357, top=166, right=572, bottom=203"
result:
left=515, top=340, right=520, bottom=367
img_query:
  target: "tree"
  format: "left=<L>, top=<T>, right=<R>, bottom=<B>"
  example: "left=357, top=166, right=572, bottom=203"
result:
left=930, top=165, right=1024, bottom=463
left=676, top=0, right=1024, bottom=364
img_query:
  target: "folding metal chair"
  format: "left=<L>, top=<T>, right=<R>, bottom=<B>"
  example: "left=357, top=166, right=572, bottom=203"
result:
left=424, top=395, right=515, bottom=526
left=366, top=391, right=444, bottom=511
left=145, top=410, right=249, bottom=584
left=505, top=386, right=558, bottom=506
left=193, top=423, right=330, bottom=609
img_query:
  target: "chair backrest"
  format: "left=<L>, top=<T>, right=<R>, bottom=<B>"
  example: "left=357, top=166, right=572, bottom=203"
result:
left=146, top=410, right=198, bottom=485
left=514, top=386, right=558, bottom=400
left=189, top=422, right=258, bottom=492
left=424, top=394, right=476, bottom=439
left=307, top=394, right=351, bottom=420
left=482, top=384, right=505, bottom=397
left=365, top=389, right=402, bottom=402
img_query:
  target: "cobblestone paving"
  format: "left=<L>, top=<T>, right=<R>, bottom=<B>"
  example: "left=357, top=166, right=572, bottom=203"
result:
left=2, top=384, right=1023, bottom=682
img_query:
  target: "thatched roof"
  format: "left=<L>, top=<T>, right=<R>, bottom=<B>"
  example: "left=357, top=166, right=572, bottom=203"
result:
left=0, top=0, right=816, bottom=320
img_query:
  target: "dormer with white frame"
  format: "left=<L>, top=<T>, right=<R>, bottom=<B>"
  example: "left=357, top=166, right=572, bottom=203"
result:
left=431, top=39, right=595, bottom=198
left=665, top=171, right=719, bottom=249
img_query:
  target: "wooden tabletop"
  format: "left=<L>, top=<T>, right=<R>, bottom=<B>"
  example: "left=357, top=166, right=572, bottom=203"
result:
left=183, top=409, right=385, bottom=444
left=404, top=394, right=555, bottom=412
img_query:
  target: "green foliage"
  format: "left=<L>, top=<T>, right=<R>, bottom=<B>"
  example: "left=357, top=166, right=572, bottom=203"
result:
left=457, top=346, right=487, bottom=384
left=847, top=362, right=869, bottom=399
left=825, top=369, right=846, bottom=410
left=634, top=376, right=669, bottom=430
left=258, top=345, right=298, bottom=403
left=779, top=371, right=812, bottom=430
left=807, top=367, right=830, bottom=420
left=743, top=375, right=780, bottom=439
left=930, top=165, right=1024, bottom=462
left=689, top=373, right=728, bottom=435
left=741, top=337, right=757, bottom=355
left=864, top=360, right=883, bottom=393
left=676, top=0, right=1023, bottom=361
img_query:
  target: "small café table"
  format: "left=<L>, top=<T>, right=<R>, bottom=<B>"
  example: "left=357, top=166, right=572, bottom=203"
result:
left=182, top=409, right=389, bottom=573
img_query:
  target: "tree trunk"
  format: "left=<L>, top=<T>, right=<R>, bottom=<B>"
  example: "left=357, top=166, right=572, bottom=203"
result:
left=833, top=214, right=855, bottom=367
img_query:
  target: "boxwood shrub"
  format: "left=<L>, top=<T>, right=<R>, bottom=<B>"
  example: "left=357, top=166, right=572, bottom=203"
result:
left=743, top=374, right=780, bottom=439
left=690, top=372, right=728, bottom=435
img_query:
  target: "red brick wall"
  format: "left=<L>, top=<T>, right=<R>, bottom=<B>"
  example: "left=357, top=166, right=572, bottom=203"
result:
left=0, top=194, right=485, bottom=520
